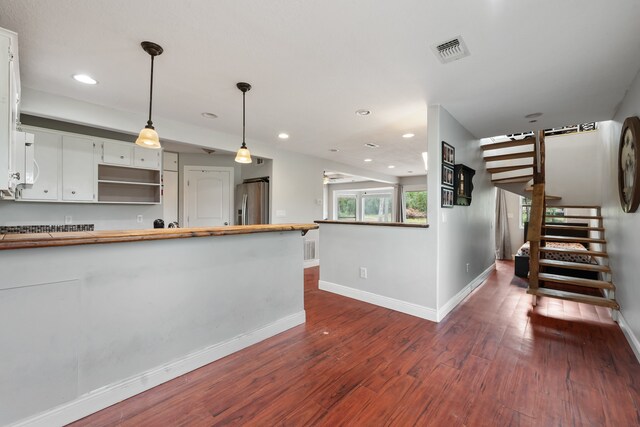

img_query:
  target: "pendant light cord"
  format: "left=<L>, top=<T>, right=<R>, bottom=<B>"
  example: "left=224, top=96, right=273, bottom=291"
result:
left=147, top=55, right=155, bottom=128
left=242, top=90, right=246, bottom=147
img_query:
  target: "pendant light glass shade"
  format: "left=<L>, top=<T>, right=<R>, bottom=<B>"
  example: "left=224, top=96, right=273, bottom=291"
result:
left=136, top=41, right=163, bottom=150
left=235, top=144, right=252, bottom=163
left=135, top=127, right=161, bottom=149
left=235, top=82, right=253, bottom=164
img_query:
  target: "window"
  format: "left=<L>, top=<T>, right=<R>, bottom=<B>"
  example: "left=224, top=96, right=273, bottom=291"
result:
left=333, top=188, right=393, bottom=222
left=404, top=189, right=427, bottom=224
left=362, top=193, right=392, bottom=222
left=336, top=194, right=357, bottom=221
left=520, top=196, right=565, bottom=228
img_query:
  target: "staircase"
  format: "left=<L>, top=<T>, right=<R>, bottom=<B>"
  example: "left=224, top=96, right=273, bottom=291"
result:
left=531, top=205, right=619, bottom=310
left=482, top=131, right=619, bottom=313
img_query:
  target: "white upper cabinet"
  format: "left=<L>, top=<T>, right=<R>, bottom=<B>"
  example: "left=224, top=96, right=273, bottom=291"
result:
left=102, top=141, right=132, bottom=166
left=134, top=146, right=160, bottom=169
left=163, top=151, right=178, bottom=172
left=19, top=130, right=60, bottom=201
left=62, top=136, right=95, bottom=201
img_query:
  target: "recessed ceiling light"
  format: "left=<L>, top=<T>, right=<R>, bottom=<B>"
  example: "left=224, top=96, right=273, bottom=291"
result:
left=355, top=109, right=371, bottom=116
left=72, top=74, right=97, bottom=85
left=364, top=143, right=380, bottom=148
left=278, top=133, right=289, bottom=139
left=201, top=112, right=218, bottom=119
left=402, top=133, right=415, bottom=139
left=388, top=165, right=395, bottom=169
left=525, top=112, right=543, bottom=119
left=329, top=148, right=339, bottom=152
left=364, top=158, right=373, bottom=162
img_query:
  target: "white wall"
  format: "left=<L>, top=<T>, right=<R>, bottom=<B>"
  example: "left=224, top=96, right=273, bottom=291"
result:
left=598, top=70, right=640, bottom=349
left=428, top=105, right=496, bottom=310
left=546, top=129, right=603, bottom=205
left=0, top=201, right=163, bottom=230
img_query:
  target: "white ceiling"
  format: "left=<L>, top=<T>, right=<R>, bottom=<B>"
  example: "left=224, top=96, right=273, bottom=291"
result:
left=2, top=1, right=640, bottom=177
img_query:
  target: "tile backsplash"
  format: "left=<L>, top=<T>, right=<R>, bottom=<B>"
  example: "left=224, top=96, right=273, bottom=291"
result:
left=0, top=224, right=94, bottom=234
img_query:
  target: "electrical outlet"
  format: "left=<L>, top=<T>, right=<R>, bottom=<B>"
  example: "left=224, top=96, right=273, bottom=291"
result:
left=466, top=263, right=470, bottom=273
left=137, top=215, right=143, bottom=223
left=64, top=216, right=72, bottom=225
left=359, top=267, right=368, bottom=279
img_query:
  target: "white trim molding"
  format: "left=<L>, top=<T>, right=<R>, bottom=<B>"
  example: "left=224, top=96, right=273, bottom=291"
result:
left=304, top=259, right=320, bottom=268
left=319, top=280, right=437, bottom=321
left=437, top=263, right=495, bottom=322
left=10, top=311, right=306, bottom=427
left=617, top=311, right=640, bottom=364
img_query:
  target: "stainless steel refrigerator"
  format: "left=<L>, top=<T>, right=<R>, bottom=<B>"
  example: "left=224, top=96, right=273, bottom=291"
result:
left=235, top=178, right=269, bottom=225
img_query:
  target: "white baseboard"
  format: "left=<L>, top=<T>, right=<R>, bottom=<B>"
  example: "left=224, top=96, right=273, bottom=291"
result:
left=437, top=263, right=495, bottom=322
left=11, top=311, right=306, bottom=427
left=319, top=280, right=437, bottom=321
left=304, top=258, right=320, bottom=268
left=617, top=311, right=640, bottom=364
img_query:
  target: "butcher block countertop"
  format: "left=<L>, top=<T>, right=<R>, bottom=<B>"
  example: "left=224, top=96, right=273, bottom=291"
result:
left=0, top=224, right=318, bottom=251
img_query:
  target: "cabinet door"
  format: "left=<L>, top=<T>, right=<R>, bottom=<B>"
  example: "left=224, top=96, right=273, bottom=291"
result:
left=62, top=136, right=95, bottom=201
left=0, top=33, right=11, bottom=193
left=163, top=151, right=178, bottom=171
left=134, top=146, right=161, bottom=169
left=162, top=170, right=178, bottom=223
left=102, top=141, right=132, bottom=166
left=19, top=131, right=61, bottom=201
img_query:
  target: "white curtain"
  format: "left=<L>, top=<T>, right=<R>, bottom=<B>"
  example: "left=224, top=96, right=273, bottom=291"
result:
left=495, top=188, right=512, bottom=259
left=395, top=184, right=404, bottom=222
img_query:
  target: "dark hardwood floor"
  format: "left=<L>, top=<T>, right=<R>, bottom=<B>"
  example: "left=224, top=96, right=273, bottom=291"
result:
left=71, top=261, right=640, bottom=426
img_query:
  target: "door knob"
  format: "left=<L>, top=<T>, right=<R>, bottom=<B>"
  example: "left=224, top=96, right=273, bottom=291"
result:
left=224, top=222, right=229, bottom=225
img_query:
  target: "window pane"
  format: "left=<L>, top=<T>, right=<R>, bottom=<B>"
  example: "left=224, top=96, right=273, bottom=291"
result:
left=337, top=195, right=356, bottom=221
left=405, top=190, right=427, bottom=224
left=362, top=194, right=392, bottom=222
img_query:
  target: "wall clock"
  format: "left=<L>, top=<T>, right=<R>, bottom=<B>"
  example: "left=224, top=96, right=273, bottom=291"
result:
left=618, top=116, right=640, bottom=213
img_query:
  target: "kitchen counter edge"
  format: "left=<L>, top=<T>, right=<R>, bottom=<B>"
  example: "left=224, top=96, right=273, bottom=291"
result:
left=0, top=224, right=319, bottom=250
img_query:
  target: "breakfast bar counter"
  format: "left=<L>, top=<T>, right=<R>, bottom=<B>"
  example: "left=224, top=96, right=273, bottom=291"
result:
left=0, top=223, right=316, bottom=426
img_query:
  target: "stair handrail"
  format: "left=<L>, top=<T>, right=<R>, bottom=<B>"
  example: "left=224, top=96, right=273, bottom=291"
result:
left=527, top=130, right=546, bottom=292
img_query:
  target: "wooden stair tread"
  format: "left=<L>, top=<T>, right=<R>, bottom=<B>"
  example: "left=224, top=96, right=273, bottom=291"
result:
left=480, top=137, right=535, bottom=151
left=484, top=151, right=535, bottom=162
left=544, top=205, right=601, bottom=209
left=538, top=272, right=614, bottom=290
left=539, top=247, right=609, bottom=257
left=543, top=224, right=604, bottom=231
left=527, top=287, right=619, bottom=309
left=487, top=164, right=533, bottom=174
left=541, top=235, right=606, bottom=244
left=492, top=175, right=533, bottom=184
left=539, top=260, right=611, bottom=274
left=545, top=214, right=603, bottom=220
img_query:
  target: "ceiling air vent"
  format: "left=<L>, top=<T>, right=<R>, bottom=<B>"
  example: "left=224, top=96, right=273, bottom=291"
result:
left=431, top=36, right=470, bottom=64
left=364, top=143, right=380, bottom=148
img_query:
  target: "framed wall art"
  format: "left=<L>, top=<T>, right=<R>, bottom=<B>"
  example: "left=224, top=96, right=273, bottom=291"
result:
left=618, top=116, right=640, bottom=213
left=441, top=187, right=454, bottom=208
left=442, top=141, right=455, bottom=166
left=442, top=164, right=454, bottom=187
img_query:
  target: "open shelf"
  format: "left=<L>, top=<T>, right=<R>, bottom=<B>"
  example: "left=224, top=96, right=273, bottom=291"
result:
left=97, top=164, right=161, bottom=204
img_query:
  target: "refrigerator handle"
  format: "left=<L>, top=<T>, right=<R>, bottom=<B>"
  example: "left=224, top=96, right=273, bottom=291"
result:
left=242, top=193, right=248, bottom=225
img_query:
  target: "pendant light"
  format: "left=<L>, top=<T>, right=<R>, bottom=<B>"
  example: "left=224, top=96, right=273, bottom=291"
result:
left=135, top=41, right=163, bottom=149
left=235, top=82, right=253, bottom=164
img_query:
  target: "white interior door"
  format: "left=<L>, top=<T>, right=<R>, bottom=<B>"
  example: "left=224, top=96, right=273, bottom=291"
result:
left=184, top=167, right=232, bottom=227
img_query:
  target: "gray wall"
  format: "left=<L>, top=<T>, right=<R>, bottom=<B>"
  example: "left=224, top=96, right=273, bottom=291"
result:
left=598, top=70, right=640, bottom=349
left=0, top=231, right=304, bottom=425
left=429, top=105, right=496, bottom=310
